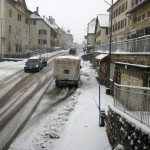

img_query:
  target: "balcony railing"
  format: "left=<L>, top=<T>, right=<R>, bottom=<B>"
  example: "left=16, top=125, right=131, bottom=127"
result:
left=114, top=83, right=150, bottom=126
left=95, top=35, right=150, bottom=53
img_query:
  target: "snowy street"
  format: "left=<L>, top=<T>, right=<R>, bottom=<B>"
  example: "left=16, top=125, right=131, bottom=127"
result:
left=7, top=56, right=113, bottom=150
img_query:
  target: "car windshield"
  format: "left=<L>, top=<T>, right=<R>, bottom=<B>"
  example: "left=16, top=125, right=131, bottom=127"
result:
left=27, top=59, right=38, bottom=63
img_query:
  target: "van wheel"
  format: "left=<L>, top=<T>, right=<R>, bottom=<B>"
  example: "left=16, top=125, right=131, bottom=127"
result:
left=37, top=67, right=40, bottom=72
left=55, top=80, right=59, bottom=87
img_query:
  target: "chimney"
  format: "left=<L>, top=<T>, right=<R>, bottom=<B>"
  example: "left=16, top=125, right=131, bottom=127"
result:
left=49, top=16, right=52, bottom=20
left=36, top=7, right=39, bottom=14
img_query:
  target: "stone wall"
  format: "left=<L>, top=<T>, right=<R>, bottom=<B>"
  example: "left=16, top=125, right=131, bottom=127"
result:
left=106, top=107, right=150, bottom=150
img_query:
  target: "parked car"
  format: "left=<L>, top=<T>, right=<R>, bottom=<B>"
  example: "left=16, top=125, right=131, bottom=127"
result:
left=24, top=56, right=43, bottom=73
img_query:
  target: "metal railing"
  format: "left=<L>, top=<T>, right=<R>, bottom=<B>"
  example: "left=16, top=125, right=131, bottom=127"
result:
left=95, top=35, right=150, bottom=53
left=114, top=83, right=150, bottom=126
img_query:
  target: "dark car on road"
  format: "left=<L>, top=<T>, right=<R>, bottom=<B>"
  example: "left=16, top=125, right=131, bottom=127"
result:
left=24, top=56, right=43, bottom=73
left=69, top=47, right=77, bottom=55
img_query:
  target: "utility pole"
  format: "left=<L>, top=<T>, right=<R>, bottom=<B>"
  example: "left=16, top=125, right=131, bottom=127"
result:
left=105, top=0, right=113, bottom=87
left=108, top=0, right=113, bottom=86
left=0, top=0, right=2, bottom=60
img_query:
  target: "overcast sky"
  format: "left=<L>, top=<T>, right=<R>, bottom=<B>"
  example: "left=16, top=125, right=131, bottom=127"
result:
left=25, top=0, right=116, bottom=44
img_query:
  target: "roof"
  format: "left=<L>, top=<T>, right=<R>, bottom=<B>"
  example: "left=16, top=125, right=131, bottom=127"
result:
left=30, top=13, right=42, bottom=19
left=29, top=56, right=40, bottom=59
left=126, top=0, right=149, bottom=14
left=87, top=18, right=96, bottom=34
left=97, top=14, right=109, bottom=27
left=56, top=56, right=80, bottom=60
left=30, top=13, right=58, bottom=32
left=95, top=54, right=109, bottom=60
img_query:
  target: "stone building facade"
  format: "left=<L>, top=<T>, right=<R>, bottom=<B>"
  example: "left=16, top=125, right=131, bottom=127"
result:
left=125, top=0, right=150, bottom=39
left=1, top=0, right=31, bottom=58
left=87, top=18, right=96, bottom=46
left=107, top=0, right=128, bottom=42
left=95, top=14, right=109, bottom=45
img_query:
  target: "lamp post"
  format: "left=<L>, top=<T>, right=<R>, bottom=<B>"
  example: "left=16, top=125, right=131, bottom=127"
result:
left=109, top=0, right=113, bottom=86
left=0, top=0, right=2, bottom=60
left=105, top=0, right=113, bottom=87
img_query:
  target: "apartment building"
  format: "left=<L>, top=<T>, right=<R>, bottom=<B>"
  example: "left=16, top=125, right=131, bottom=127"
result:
left=30, top=9, right=56, bottom=50
left=87, top=18, right=96, bottom=46
left=108, top=0, right=128, bottom=42
left=0, top=0, right=31, bottom=58
left=30, top=9, right=73, bottom=50
left=125, top=0, right=150, bottom=39
left=95, top=14, right=109, bottom=45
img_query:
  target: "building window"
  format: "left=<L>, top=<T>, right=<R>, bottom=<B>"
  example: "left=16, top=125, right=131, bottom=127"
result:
left=64, top=70, right=69, bottom=74
left=39, top=30, right=47, bottom=35
left=43, top=40, right=47, bottom=44
left=121, top=20, right=124, bottom=28
left=9, top=9, right=12, bottom=17
left=18, top=14, right=22, bottom=21
left=122, top=3, right=125, bottom=12
left=137, top=16, right=141, bottom=22
left=113, top=11, right=116, bottom=18
left=112, top=25, right=114, bottom=32
left=33, top=20, right=36, bottom=25
left=126, top=1, right=128, bottom=10
left=8, top=42, right=11, bottom=51
left=119, top=6, right=121, bottom=15
left=118, top=21, right=120, bottom=30
left=106, top=28, right=108, bottom=35
left=135, top=0, right=138, bottom=5
left=142, top=14, right=145, bottom=20
left=115, top=23, right=117, bottom=31
left=125, top=18, right=127, bottom=27
left=25, top=18, right=28, bottom=24
left=116, top=8, right=118, bottom=17
left=148, top=11, right=150, bottom=17
left=9, top=25, right=11, bottom=33
left=38, top=39, right=41, bottom=44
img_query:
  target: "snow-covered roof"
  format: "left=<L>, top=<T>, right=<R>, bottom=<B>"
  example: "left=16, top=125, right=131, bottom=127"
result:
left=30, top=13, right=59, bottom=31
left=87, top=18, right=96, bottom=34
left=29, top=56, right=40, bottom=59
left=56, top=55, right=80, bottom=60
left=95, top=54, right=108, bottom=60
left=30, top=13, right=42, bottom=19
left=97, top=14, right=109, bottom=27
left=126, top=0, right=148, bottom=14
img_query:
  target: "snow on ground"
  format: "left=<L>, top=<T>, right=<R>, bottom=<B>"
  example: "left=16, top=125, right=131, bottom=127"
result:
left=2, top=50, right=149, bottom=150
left=8, top=59, right=113, bottom=150
left=0, top=60, right=26, bottom=80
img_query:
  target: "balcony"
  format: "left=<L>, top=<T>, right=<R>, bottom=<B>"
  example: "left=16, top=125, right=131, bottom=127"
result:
left=126, top=17, right=150, bottom=31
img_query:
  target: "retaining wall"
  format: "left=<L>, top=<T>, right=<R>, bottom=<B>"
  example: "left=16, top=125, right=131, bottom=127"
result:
left=106, top=107, right=150, bottom=150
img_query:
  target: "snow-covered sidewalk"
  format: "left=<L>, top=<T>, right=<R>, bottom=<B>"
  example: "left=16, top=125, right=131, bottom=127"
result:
left=52, top=87, right=112, bottom=150
left=9, top=60, right=113, bottom=150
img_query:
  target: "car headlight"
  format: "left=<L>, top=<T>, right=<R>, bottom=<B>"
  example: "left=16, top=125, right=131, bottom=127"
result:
left=35, top=64, right=39, bottom=67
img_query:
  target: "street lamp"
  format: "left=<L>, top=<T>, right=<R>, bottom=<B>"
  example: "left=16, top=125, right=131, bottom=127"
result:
left=0, top=0, right=2, bottom=59
left=105, top=0, right=113, bottom=87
